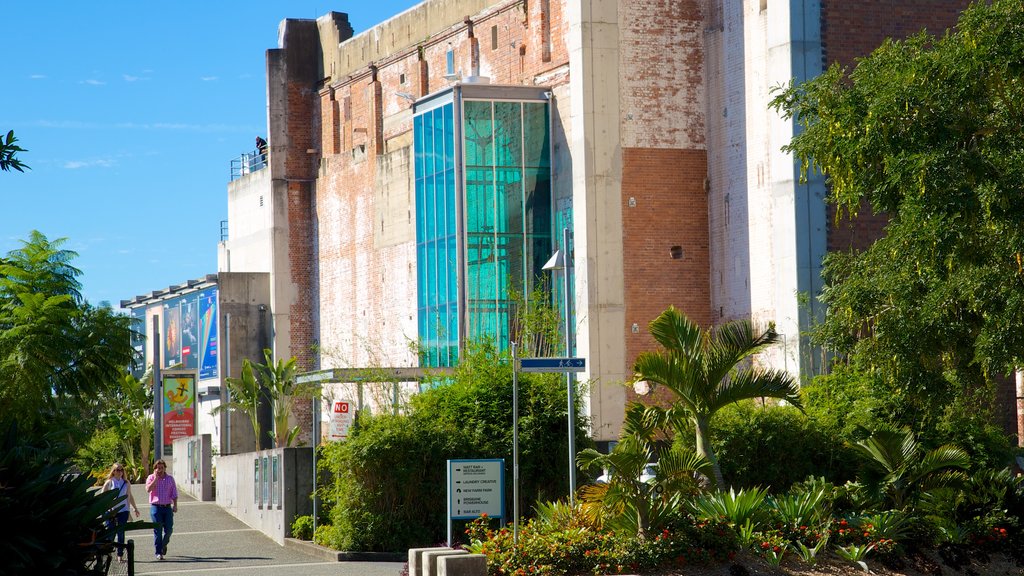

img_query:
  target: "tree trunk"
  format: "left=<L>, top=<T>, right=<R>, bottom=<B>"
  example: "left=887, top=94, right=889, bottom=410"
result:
left=694, top=416, right=725, bottom=490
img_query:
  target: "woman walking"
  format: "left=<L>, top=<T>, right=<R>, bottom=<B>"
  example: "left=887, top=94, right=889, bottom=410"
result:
left=100, top=463, right=141, bottom=563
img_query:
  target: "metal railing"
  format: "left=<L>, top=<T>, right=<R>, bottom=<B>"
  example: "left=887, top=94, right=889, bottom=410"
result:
left=230, top=148, right=267, bottom=181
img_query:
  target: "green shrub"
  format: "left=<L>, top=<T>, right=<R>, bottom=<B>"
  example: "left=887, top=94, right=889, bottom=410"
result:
left=74, top=427, right=125, bottom=483
left=674, top=401, right=856, bottom=491
left=465, top=513, right=738, bottom=575
left=0, top=422, right=123, bottom=573
left=314, top=524, right=339, bottom=548
left=291, top=515, right=314, bottom=540
left=318, top=340, right=593, bottom=552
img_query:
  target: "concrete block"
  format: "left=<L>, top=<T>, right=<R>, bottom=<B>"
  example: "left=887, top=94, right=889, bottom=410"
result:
left=422, top=549, right=469, bottom=576
left=438, top=553, right=487, bottom=576
left=409, top=547, right=452, bottom=576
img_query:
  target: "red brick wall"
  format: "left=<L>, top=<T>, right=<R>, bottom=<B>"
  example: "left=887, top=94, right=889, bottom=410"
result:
left=622, top=147, right=711, bottom=399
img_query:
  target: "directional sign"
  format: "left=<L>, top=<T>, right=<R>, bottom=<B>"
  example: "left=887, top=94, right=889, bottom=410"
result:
left=518, top=357, right=586, bottom=373
left=448, top=459, right=504, bottom=520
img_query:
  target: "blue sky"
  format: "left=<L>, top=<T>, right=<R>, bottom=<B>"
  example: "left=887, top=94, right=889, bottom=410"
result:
left=1, top=1, right=419, bottom=307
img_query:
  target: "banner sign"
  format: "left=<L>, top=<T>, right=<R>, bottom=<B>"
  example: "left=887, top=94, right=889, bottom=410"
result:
left=162, top=372, right=196, bottom=451
left=198, top=289, right=219, bottom=379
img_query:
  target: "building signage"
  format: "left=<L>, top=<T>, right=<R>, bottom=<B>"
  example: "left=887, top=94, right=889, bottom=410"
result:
left=447, top=459, right=504, bottom=520
left=329, top=400, right=354, bottom=440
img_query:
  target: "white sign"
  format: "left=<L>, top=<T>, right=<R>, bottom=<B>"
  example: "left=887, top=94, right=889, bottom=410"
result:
left=447, top=459, right=504, bottom=520
left=329, top=400, right=353, bottom=440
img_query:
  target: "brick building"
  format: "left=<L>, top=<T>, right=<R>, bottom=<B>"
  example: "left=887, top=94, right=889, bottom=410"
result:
left=220, top=0, right=1010, bottom=449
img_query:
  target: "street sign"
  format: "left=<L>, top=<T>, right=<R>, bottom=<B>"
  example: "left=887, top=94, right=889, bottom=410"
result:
left=518, top=357, right=586, bottom=373
left=328, top=400, right=353, bottom=440
left=447, top=459, right=504, bottom=520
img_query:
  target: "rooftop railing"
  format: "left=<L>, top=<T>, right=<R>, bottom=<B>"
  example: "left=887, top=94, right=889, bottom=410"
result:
left=230, top=148, right=267, bottom=181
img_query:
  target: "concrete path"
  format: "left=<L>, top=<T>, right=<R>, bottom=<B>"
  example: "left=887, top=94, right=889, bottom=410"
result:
left=127, top=485, right=405, bottom=576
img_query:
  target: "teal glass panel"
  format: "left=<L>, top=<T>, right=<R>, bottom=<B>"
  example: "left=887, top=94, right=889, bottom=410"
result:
left=433, top=107, right=445, bottom=174
left=523, top=102, right=550, bottom=168
left=494, top=102, right=523, bottom=168
left=443, top=104, right=455, bottom=170
left=464, top=101, right=493, bottom=167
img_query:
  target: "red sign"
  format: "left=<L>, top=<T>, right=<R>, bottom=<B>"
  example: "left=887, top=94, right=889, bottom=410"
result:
left=162, top=374, right=196, bottom=449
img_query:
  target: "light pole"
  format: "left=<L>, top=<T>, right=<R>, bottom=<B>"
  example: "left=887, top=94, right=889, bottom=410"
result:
left=542, top=226, right=576, bottom=504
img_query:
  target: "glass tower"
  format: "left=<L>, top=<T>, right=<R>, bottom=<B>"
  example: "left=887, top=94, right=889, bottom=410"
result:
left=414, top=85, right=554, bottom=367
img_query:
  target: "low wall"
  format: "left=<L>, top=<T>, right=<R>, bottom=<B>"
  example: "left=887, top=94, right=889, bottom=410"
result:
left=216, top=447, right=313, bottom=544
left=171, top=434, right=214, bottom=501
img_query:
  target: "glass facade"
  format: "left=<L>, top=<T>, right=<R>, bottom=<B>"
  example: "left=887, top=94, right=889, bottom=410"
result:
left=414, top=92, right=553, bottom=367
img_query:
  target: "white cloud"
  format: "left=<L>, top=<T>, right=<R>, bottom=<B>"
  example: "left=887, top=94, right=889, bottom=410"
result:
left=30, top=74, right=46, bottom=80
left=64, top=159, right=115, bottom=169
left=200, top=76, right=218, bottom=82
left=81, top=79, right=105, bottom=86
left=123, top=74, right=140, bottom=82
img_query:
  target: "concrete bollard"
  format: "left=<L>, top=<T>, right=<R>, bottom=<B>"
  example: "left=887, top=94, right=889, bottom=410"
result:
left=409, top=547, right=454, bottom=576
left=422, top=549, right=469, bottom=576
left=438, top=553, right=487, bottom=576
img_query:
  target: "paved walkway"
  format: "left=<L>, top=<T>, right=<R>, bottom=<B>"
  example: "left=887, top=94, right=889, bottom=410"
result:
left=127, top=485, right=405, bottom=576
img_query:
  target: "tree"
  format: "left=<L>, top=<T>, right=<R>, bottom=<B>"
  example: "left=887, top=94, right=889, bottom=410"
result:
left=250, top=348, right=316, bottom=448
left=0, top=130, right=29, bottom=172
left=631, top=306, right=802, bottom=490
left=213, top=358, right=265, bottom=449
left=213, top=349, right=315, bottom=449
left=0, top=231, right=136, bottom=437
left=577, top=403, right=709, bottom=537
left=769, top=0, right=1024, bottom=449
left=100, top=369, right=154, bottom=478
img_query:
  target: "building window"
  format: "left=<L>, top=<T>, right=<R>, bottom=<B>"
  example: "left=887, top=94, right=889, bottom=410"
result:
left=414, top=90, right=553, bottom=368
left=446, top=49, right=455, bottom=76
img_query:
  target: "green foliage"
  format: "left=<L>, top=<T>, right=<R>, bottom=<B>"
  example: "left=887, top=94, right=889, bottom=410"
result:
left=852, top=427, right=969, bottom=511
left=771, top=0, right=1024, bottom=453
left=465, top=513, right=738, bottom=576
left=0, top=232, right=137, bottom=441
left=74, top=428, right=124, bottom=483
left=577, top=405, right=708, bottom=537
left=674, top=400, right=856, bottom=490
left=0, top=422, right=121, bottom=573
left=313, top=524, right=339, bottom=548
left=320, top=410, right=473, bottom=551
left=290, top=515, right=314, bottom=540
left=0, top=129, right=29, bottom=172
left=632, top=306, right=801, bottom=489
left=213, top=358, right=265, bottom=448
left=248, top=349, right=316, bottom=448
left=688, top=487, right=770, bottom=528
left=317, top=340, right=591, bottom=552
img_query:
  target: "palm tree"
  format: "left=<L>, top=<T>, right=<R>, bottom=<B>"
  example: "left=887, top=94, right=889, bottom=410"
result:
left=632, top=306, right=802, bottom=490
left=250, top=349, right=316, bottom=448
left=213, top=359, right=265, bottom=449
left=577, top=404, right=710, bottom=537
left=852, top=427, right=969, bottom=510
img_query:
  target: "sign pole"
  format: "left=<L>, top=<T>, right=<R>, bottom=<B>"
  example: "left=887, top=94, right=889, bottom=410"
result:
left=152, top=315, right=162, bottom=462
left=511, top=342, right=519, bottom=545
left=562, top=226, right=576, bottom=506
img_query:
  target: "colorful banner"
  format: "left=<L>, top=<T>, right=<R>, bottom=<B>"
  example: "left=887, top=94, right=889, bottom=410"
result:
left=179, top=293, right=199, bottom=370
left=162, top=373, right=196, bottom=451
left=199, top=289, right=219, bottom=380
left=163, top=303, right=181, bottom=368
left=130, top=307, right=147, bottom=378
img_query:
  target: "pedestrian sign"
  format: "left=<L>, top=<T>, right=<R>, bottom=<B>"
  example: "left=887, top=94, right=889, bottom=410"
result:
left=518, top=357, right=586, bottom=373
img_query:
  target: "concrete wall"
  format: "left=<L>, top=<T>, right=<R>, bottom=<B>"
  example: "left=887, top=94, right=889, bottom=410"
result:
left=171, top=434, right=213, bottom=501
left=215, top=447, right=313, bottom=545
left=218, top=272, right=271, bottom=454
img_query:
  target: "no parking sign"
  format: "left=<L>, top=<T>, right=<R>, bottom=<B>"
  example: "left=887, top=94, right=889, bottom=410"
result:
left=329, top=400, right=353, bottom=440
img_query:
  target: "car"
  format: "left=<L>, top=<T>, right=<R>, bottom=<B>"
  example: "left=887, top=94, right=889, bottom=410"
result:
left=594, top=462, right=658, bottom=484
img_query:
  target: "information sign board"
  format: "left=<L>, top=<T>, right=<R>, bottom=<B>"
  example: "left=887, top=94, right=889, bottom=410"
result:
left=519, top=357, right=586, bottom=373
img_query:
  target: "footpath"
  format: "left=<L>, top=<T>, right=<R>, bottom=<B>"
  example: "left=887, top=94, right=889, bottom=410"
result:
left=127, top=484, right=404, bottom=576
